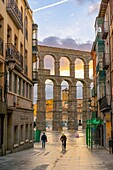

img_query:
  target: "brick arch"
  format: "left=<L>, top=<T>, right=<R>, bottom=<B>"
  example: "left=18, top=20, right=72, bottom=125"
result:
left=36, top=45, right=92, bottom=131
left=75, top=57, right=86, bottom=65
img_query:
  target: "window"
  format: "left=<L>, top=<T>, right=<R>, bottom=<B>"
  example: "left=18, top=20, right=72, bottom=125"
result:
left=14, top=35, right=18, bottom=49
left=0, top=86, right=2, bottom=101
left=25, top=124, right=29, bottom=139
left=22, top=80, right=25, bottom=97
left=17, top=77, right=21, bottom=95
left=29, top=85, right=32, bottom=99
left=9, top=71, right=12, bottom=91
left=13, top=74, right=17, bottom=93
left=26, top=83, right=28, bottom=98
left=25, top=16, right=28, bottom=40
left=30, top=124, right=32, bottom=140
left=14, top=125, right=18, bottom=144
left=20, top=125, right=24, bottom=141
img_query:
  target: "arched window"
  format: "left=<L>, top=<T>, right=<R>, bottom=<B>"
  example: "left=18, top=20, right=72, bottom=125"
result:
left=44, top=55, right=54, bottom=75
left=60, top=57, right=70, bottom=76
left=75, top=59, right=84, bottom=78
left=89, top=60, right=93, bottom=79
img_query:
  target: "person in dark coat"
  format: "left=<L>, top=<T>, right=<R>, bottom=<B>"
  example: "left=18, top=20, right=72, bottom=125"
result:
left=41, top=133, right=47, bottom=148
left=60, top=133, right=67, bottom=150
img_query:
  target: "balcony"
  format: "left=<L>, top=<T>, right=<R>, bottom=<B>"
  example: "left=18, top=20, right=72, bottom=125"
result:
left=91, top=87, right=95, bottom=97
left=96, top=61, right=103, bottom=74
left=6, top=0, right=23, bottom=30
left=102, top=21, right=109, bottom=39
left=0, top=38, right=3, bottom=56
left=103, top=53, right=110, bottom=70
left=6, top=43, right=23, bottom=71
left=32, top=69, right=38, bottom=83
left=96, top=40, right=105, bottom=54
left=97, top=70, right=106, bottom=85
left=99, top=96, right=110, bottom=112
left=91, top=87, right=97, bottom=97
left=99, top=0, right=109, bottom=17
left=32, top=23, right=38, bottom=63
left=94, top=86, right=97, bottom=96
left=0, top=101, right=7, bottom=114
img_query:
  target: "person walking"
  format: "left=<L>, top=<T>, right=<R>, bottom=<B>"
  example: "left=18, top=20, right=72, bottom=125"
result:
left=60, top=133, right=67, bottom=150
left=41, top=133, right=47, bottom=148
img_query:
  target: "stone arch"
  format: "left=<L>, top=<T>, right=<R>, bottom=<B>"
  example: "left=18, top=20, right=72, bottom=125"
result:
left=75, top=58, right=84, bottom=78
left=60, top=56, right=70, bottom=76
left=44, top=55, right=55, bottom=75
left=75, top=57, right=86, bottom=65
left=36, top=45, right=92, bottom=131
left=89, top=60, right=93, bottom=79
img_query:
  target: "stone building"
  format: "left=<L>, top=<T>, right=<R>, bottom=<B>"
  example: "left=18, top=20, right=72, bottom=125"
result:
left=91, top=0, right=111, bottom=149
left=0, top=0, right=38, bottom=155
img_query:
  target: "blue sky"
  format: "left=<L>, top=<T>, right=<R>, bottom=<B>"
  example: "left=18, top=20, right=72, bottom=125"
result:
left=30, top=0, right=100, bottom=102
left=29, top=0, right=100, bottom=51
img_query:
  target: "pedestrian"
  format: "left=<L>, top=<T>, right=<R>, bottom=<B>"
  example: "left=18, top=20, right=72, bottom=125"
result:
left=60, top=133, right=67, bottom=150
left=41, top=132, right=47, bottom=148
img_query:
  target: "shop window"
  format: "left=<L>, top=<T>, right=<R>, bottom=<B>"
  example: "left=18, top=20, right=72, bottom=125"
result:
left=30, top=124, right=32, bottom=140
left=25, top=124, right=28, bottom=139
left=20, top=125, right=24, bottom=141
left=14, top=125, right=18, bottom=144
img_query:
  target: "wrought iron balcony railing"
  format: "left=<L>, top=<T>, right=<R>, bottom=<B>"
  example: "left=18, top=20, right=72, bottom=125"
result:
left=0, top=38, right=3, bottom=56
left=6, top=0, right=23, bottom=30
left=99, top=95, right=110, bottom=111
left=102, top=21, right=109, bottom=39
left=103, top=53, right=110, bottom=70
left=6, top=43, right=23, bottom=71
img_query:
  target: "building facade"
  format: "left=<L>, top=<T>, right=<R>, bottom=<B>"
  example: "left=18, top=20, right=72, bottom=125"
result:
left=0, top=0, right=37, bottom=155
left=92, top=0, right=111, bottom=149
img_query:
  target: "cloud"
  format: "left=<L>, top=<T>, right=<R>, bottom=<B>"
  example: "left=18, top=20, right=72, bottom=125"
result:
left=39, top=36, right=92, bottom=51
left=31, top=1, right=38, bottom=5
left=88, top=2, right=100, bottom=14
left=33, top=0, right=69, bottom=12
left=76, top=0, right=99, bottom=4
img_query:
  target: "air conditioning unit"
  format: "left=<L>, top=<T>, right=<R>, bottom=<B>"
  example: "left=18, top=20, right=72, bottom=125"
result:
left=13, top=95, right=17, bottom=106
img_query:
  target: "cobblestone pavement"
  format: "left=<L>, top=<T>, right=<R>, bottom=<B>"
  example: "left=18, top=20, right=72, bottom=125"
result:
left=0, top=127, right=113, bottom=170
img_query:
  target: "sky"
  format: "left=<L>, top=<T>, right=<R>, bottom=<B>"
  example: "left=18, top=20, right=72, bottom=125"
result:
left=29, top=0, right=100, bottom=102
left=29, top=0, right=100, bottom=51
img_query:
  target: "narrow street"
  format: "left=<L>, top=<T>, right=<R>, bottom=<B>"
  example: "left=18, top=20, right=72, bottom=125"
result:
left=0, top=128, right=113, bottom=170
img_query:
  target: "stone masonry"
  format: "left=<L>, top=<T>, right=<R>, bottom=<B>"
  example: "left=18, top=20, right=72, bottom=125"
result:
left=36, top=45, right=92, bottom=131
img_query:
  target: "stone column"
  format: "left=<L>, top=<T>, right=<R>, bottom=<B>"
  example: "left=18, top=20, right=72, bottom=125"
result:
left=55, top=59, right=60, bottom=76
left=86, top=85, right=91, bottom=120
left=82, top=86, right=87, bottom=129
left=82, top=85, right=91, bottom=129
left=68, top=85, right=78, bottom=130
left=39, top=57, right=44, bottom=69
left=36, top=82, right=46, bottom=131
left=53, top=84, right=62, bottom=131
left=84, top=64, right=89, bottom=79
left=70, top=62, right=75, bottom=78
